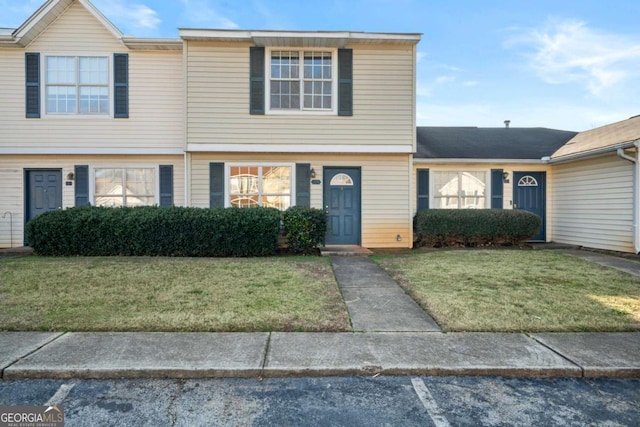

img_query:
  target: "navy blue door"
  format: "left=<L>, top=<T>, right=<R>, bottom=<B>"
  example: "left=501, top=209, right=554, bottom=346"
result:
left=513, top=171, right=546, bottom=241
left=25, top=170, right=62, bottom=241
left=324, top=167, right=361, bottom=245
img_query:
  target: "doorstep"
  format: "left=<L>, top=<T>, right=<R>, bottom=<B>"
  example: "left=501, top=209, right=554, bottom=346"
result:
left=320, top=245, right=373, bottom=257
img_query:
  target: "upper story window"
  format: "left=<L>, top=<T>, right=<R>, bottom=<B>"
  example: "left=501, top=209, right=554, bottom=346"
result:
left=46, top=56, right=109, bottom=115
left=267, top=49, right=336, bottom=113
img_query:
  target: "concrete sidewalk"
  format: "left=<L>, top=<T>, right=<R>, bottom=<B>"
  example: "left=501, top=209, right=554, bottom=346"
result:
left=1, top=331, right=638, bottom=380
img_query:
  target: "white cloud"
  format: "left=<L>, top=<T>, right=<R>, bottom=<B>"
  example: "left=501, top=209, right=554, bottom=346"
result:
left=463, top=81, right=478, bottom=87
left=506, top=19, right=640, bottom=96
left=179, top=0, right=238, bottom=29
left=94, top=0, right=161, bottom=33
left=435, top=75, right=455, bottom=85
left=416, top=51, right=427, bottom=63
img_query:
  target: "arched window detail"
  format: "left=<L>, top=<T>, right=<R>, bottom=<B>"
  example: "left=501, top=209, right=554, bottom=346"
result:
left=330, top=173, right=354, bottom=186
left=518, top=175, right=538, bottom=187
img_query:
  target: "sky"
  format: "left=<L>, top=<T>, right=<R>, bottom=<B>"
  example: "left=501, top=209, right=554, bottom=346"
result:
left=2, top=0, right=639, bottom=131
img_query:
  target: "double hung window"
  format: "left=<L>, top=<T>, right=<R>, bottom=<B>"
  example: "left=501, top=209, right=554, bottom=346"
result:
left=46, top=56, right=109, bottom=114
left=229, top=165, right=292, bottom=210
left=433, top=171, right=487, bottom=209
left=94, top=168, right=155, bottom=207
left=269, top=50, right=334, bottom=112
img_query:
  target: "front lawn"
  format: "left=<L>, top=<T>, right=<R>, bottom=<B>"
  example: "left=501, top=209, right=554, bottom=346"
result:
left=0, top=256, right=350, bottom=332
left=374, top=250, right=640, bottom=332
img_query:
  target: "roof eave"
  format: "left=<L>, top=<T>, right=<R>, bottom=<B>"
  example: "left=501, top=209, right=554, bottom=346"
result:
left=178, top=29, right=421, bottom=46
left=122, top=38, right=183, bottom=51
left=549, top=140, right=640, bottom=164
left=413, top=158, right=547, bottom=165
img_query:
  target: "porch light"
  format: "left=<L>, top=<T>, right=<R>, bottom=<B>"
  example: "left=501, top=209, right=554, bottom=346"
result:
left=66, top=172, right=75, bottom=181
left=396, top=234, right=402, bottom=242
left=310, top=168, right=316, bottom=179
left=502, top=172, right=509, bottom=183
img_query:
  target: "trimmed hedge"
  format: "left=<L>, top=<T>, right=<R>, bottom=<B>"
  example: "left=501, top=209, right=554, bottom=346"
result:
left=282, top=206, right=327, bottom=254
left=26, top=206, right=281, bottom=257
left=414, top=209, right=542, bottom=248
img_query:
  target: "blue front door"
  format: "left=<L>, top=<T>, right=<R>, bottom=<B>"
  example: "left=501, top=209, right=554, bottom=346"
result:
left=324, top=167, right=361, bottom=245
left=513, top=171, right=546, bottom=241
left=25, top=169, right=62, bottom=243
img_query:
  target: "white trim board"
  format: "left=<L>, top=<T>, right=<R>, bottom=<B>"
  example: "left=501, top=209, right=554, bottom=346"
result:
left=186, top=144, right=413, bottom=154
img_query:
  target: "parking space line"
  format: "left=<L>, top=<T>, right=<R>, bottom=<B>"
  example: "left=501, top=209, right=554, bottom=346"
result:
left=45, top=383, right=75, bottom=406
left=411, top=378, right=451, bottom=427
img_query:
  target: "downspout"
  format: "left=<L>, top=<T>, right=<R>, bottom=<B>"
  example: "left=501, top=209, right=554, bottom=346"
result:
left=617, top=142, right=640, bottom=253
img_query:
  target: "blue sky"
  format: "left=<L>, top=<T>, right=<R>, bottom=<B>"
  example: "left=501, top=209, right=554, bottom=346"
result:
left=2, top=0, right=639, bottom=131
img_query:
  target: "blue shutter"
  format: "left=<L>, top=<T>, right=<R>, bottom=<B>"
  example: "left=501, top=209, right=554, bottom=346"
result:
left=491, top=169, right=504, bottom=209
left=159, top=165, right=174, bottom=207
left=295, top=163, right=311, bottom=208
left=338, top=49, right=353, bottom=116
left=74, top=165, right=89, bottom=206
left=250, top=47, right=265, bottom=115
left=417, top=168, right=429, bottom=210
left=25, top=52, right=40, bottom=118
left=113, top=53, right=129, bottom=118
left=209, top=162, right=225, bottom=208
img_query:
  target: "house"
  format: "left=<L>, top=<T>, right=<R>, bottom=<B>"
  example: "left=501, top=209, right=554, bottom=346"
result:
left=414, top=126, right=578, bottom=241
left=0, top=0, right=420, bottom=249
left=549, top=115, right=640, bottom=253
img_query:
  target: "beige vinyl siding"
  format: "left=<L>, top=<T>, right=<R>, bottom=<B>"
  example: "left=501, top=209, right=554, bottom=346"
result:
left=0, top=155, right=184, bottom=248
left=0, top=2, right=184, bottom=151
left=551, top=155, right=634, bottom=252
left=185, top=42, right=414, bottom=149
left=190, top=153, right=412, bottom=248
left=413, top=163, right=554, bottom=241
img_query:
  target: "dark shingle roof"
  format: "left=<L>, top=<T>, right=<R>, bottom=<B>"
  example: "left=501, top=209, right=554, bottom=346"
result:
left=416, top=127, right=578, bottom=160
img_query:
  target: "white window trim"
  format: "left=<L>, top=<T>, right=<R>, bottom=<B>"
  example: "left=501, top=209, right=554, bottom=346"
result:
left=265, top=47, right=338, bottom=115
left=225, top=162, right=296, bottom=208
left=89, top=165, right=160, bottom=207
left=430, top=169, right=490, bottom=209
left=42, top=52, right=114, bottom=119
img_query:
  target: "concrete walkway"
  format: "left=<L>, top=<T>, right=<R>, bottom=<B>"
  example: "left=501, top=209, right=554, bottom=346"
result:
left=331, top=257, right=440, bottom=332
left=562, top=249, right=640, bottom=277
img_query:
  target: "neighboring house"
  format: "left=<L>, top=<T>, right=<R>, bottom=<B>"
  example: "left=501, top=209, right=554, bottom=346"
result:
left=414, top=126, right=577, bottom=241
left=549, top=115, right=640, bottom=253
left=0, top=0, right=184, bottom=248
left=0, top=0, right=420, bottom=249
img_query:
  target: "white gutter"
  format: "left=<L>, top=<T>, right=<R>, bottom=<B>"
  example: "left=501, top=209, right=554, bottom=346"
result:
left=547, top=141, right=637, bottom=164
left=414, top=158, right=545, bottom=165
left=616, top=141, right=640, bottom=254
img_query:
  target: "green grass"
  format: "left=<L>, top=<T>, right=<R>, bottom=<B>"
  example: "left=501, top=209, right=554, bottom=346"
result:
left=0, top=256, right=351, bottom=332
left=374, top=250, right=640, bottom=332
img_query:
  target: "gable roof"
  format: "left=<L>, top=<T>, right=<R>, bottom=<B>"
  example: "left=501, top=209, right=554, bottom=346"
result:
left=0, top=0, right=181, bottom=50
left=551, top=115, right=640, bottom=161
left=415, top=127, right=577, bottom=162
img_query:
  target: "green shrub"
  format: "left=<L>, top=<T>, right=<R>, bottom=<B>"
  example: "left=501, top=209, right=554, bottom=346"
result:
left=282, top=206, right=327, bottom=254
left=26, top=205, right=281, bottom=257
left=414, top=209, right=542, bottom=248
